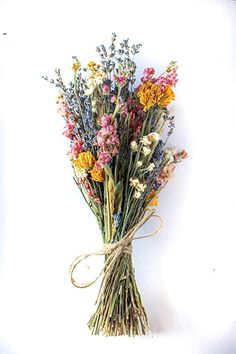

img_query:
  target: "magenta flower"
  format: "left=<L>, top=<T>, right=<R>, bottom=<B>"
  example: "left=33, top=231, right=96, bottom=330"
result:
left=114, top=75, right=126, bottom=86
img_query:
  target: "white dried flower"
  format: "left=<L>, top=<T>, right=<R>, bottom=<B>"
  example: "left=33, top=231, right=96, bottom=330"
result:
left=148, top=132, right=160, bottom=142
left=129, top=177, right=139, bottom=187
left=137, top=160, right=143, bottom=167
left=140, top=135, right=151, bottom=146
left=134, top=191, right=142, bottom=199
left=164, top=148, right=176, bottom=163
left=147, top=163, right=155, bottom=172
left=130, top=140, right=138, bottom=152
left=142, top=146, right=151, bottom=156
left=136, top=183, right=147, bottom=192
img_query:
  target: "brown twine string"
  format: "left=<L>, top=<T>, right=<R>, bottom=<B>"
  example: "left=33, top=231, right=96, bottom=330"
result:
left=69, top=209, right=163, bottom=289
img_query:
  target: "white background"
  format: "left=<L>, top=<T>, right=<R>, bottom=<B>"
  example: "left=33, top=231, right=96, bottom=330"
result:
left=0, top=0, right=236, bottom=353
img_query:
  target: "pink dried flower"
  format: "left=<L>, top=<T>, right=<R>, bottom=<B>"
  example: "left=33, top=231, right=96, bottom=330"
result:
left=110, top=95, right=116, bottom=103
left=69, top=139, right=83, bottom=158
left=114, top=75, right=126, bottom=86
left=102, top=84, right=110, bottom=94
left=155, top=62, right=178, bottom=89
left=95, top=151, right=112, bottom=169
left=97, top=124, right=119, bottom=153
left=99, top=114, right=112, bottom=128
left=141, top=67, right=155, bottom=83
left=63, top=121, right=75, bottom=139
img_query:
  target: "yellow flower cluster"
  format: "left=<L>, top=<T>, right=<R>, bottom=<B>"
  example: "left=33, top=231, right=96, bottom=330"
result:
left=73, top=151, right=95, bottom=170
left=73, top=151, right=104, bottom=182
left=72, top=60, right=81, bottom=72
left=137, top=82, right=175, bottom=111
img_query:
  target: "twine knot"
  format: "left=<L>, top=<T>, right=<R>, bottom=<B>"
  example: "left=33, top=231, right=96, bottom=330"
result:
left=69, top=209, right=163, bottom=288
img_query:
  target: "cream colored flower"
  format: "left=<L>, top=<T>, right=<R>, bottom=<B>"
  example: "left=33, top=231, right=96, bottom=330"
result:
left=130, top=140, right=138, bottom=152
left=147, top=163, right=155, bottom=172
left=148, top=132, right=160, bottom=142
left=164, top=148, right=176, bottom=164
left=137, top=160, right=143, bottom=167
left=136, top=183, right=147, bottom=192
left=140, top=135, right=151, bottom=146
left=142, top=146, right=151, bottom=156
left=130, top=177, right=139, bottom=188
left=134, top=191, right=142, bottom=199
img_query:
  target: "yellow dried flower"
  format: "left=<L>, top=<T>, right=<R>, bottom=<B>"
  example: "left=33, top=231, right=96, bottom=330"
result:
left=72, top=60, right=81, bottom=72
left=87, top=61, right=97, bottom=68
left=137, top=82, right=175, bottom=110
left=159, top=86, right=175, bottom=107
left=90, top=166, right=105, bottom=182
left=73, top=151, right=95, bottom=170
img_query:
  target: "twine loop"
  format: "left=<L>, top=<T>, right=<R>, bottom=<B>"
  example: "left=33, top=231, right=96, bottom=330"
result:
left=69, top=209, right=163, bottom=288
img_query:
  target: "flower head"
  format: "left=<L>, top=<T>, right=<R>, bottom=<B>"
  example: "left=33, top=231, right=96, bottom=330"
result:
left=73, top=151, right=95, bottom=170
left=147, top=163, right=155, bottom=172
left=142, top=146, right=151, bottom=156
left=72, top=60, right=81, bottom=72
left=95, top=151, right=112, bottom=169
left=141, top=67, right=155, bottom=83
left=90, top=166, right=105, bottom=182
left=130, top=140, right=138, bottom=152
left=63, top=121, right=75, bottom=139
left=114, top=75, right=126, bottom=87
left=69, top=140, right=83, bottom=158
left=137, top=81, right=175, bottom=111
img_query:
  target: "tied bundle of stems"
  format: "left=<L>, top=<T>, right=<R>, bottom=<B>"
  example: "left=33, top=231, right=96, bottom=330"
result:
left=43, top=33, right=187, bottom=336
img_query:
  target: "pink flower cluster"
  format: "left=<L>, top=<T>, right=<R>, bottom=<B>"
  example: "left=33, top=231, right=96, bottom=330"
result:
left=113, top=75, right=126, bottom=86
left=57, top=95, right=84, bottom=155
left=140, top=63, right=178, bottom=90
left=63, top=121, right=75, bottom=139
left=156, top=65, right=178, bottom=90
left=96, top=114, right=120, bottom=168
left=141, top=68, right=155, bottom=83
left=69, top=139, right=83, bottom=158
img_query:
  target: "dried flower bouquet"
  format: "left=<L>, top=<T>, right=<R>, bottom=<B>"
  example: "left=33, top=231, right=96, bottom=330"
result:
left=43, top=33, right=187, bottom=336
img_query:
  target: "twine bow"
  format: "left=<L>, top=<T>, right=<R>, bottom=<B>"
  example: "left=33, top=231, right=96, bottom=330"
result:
left=69, top=209, right=163, bottom=289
